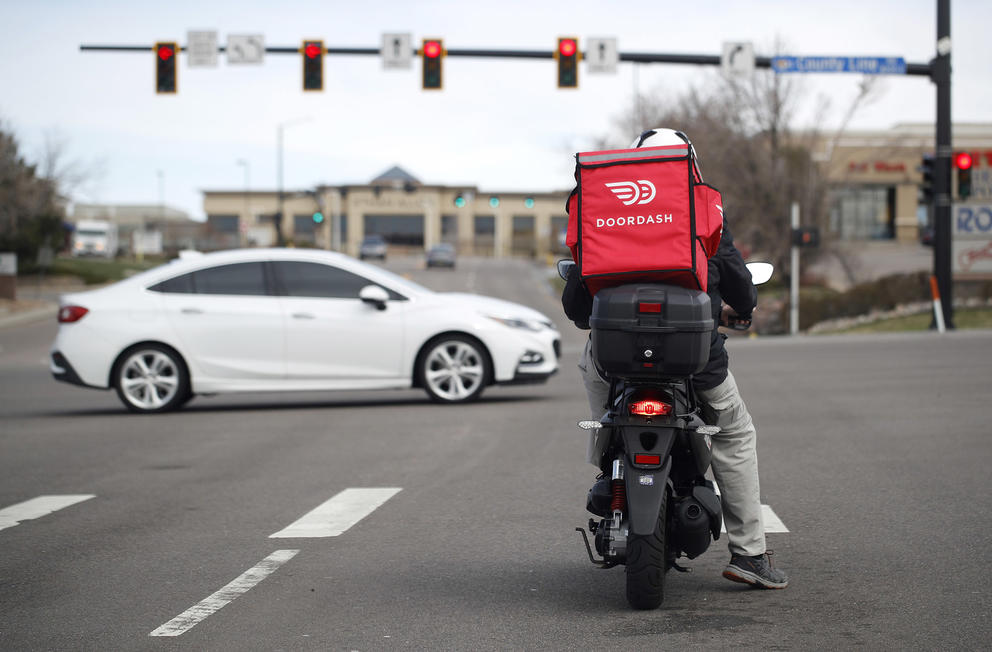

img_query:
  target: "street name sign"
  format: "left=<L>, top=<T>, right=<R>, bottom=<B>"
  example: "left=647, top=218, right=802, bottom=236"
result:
left=772, top=56, right=906, bottom=74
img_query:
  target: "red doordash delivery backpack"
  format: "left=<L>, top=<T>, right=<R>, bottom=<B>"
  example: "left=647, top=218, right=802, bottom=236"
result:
left=566, top=139, right=724, bottom=295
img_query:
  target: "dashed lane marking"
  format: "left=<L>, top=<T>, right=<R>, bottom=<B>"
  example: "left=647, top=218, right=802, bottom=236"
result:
left=149, top=549, right=299, bottom=637
left=269, top=487, right=402, bottom=538
left=0, top=495, right=96, bottom=533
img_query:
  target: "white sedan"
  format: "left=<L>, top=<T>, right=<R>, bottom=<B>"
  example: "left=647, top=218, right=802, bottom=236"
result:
left=50, top=249, right=560, bottom=413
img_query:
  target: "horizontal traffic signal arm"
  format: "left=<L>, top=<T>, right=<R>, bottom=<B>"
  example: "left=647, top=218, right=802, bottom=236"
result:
left=79, top=43, right=936, bottom=76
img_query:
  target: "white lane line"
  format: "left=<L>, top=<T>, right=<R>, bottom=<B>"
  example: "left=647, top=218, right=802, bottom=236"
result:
left=720, top=505, right=789, bottom=534
left=269, top=487, right=402, bottom=538
left=0, top=495, right=95, bottom=532
left=149, top=549, right=299, bottom=637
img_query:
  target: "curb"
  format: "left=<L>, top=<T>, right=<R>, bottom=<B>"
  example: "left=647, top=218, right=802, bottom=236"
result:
left=0, top=304, right=58, bottom=330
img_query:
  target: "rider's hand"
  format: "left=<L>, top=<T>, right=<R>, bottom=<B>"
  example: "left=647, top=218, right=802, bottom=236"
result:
left=720, top=305, right=752, bottom=330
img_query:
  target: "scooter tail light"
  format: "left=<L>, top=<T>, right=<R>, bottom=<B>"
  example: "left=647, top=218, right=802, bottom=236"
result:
left=629, top=399, right=672, bottom=417
left=634, top=454, right=662, bottom=465
left=58, top=305, right=89, bottom=323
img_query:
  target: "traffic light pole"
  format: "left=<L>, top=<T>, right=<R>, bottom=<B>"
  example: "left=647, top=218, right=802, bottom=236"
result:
left=932, top=0, right=954, bottom=329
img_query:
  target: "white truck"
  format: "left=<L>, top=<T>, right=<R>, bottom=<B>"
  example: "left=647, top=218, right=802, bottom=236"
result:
left=72, top=220, right=118, bottom=258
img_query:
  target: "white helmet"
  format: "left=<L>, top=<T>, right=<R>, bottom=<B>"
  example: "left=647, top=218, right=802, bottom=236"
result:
left=629, top=128, right=689, bottom=149
left=630, top=128, right=702, bottom=179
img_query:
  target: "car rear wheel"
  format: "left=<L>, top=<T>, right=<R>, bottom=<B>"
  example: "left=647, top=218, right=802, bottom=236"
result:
left=418, top=335, right=490, bottom=403
left=113, top=344, right=190, bottom=413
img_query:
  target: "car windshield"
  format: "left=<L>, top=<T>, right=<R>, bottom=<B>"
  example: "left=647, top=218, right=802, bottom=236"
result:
left=362, top=236, right=385, bottom=244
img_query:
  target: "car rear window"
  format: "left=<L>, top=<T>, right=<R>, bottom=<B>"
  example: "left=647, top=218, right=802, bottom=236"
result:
left=148, top=262, right=268, bottom=296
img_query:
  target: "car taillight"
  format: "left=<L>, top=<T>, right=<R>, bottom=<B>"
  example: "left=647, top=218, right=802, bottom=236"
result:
left=58, top=306, right=89, bottom=323
left=629, top=399, right=672, bottom=417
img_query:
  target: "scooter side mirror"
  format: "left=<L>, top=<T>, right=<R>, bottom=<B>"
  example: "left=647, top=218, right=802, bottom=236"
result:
left=557, top=259, right=576, bottom=281
left=746, top=262, right=774, bottom=286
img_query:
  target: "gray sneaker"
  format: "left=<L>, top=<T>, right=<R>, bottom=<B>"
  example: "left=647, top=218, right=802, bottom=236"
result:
left=723, top=551, right=789, bottom=589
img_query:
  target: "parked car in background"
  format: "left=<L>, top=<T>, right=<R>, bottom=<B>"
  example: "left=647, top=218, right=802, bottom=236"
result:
left=426, top=243, right=456, bottom=268
left=72, top=220, right=118, bottom=258
left=50, top=248, right=560, bottom=413
left=359, top=234, right=388, bottom=260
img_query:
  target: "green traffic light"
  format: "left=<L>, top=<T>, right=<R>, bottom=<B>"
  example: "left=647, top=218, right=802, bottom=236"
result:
left=313, top=212, right=324, bottom=224
left=524, top=197, right=535, bottom=208
left=454, top=195, right=466, bottom=208
left=489, top=197, right=500, bottom=208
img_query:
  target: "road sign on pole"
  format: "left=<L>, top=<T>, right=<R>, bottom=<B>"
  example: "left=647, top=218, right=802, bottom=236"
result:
left=721, top=41, right=754, bottom=76
left=227, top=34, right=265, bottom=64
left=186, top=30, right=218, bottom=68
left=381, top=33, right=412, bottom=69
left=771, top=56, right=906, bottom=74
left=586, top=37, right=618, bottom=74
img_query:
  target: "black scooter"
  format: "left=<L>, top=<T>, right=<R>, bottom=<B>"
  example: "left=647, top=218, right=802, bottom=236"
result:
left=559, top=260, right=772, bottom=610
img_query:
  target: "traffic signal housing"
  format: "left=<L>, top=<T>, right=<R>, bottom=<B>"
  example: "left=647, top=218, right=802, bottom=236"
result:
left=422, top=39, right=443, bottom=90
left=155, top=42, right=177, bottom=94
left=955, top=152, right=973, bottom=200
left=791, top=227, right=820, bottom=248
left=302, top=40, right=324, bottom=91
left=556, top=37, right=579, bottom=88
left=920, top=153, right=935, bottom=205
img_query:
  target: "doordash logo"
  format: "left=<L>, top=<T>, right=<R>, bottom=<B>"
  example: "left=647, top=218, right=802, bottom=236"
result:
left=605, top=180, right=656, bottom=205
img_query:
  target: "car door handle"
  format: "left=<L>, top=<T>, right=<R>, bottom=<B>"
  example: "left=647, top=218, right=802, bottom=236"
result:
left=291, top=312, right=315, bottom=320
left=181, top=307, right=203, bottom=315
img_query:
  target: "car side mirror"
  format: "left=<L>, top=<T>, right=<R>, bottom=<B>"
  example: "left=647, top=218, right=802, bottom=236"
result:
left=359, top=285, right=390, bottom=311
left=557, top=259, right=576, bottom=281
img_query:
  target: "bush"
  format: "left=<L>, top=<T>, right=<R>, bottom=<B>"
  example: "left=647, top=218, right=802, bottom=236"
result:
left=792, top=271, right=931, bottom=331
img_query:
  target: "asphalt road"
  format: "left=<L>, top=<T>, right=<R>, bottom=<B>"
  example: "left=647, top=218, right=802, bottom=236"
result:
left=1, top=256, right=990, bottom=650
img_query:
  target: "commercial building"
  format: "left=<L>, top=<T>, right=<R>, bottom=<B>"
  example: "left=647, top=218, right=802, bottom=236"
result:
left=70, top=204, right=200, bottom=254
left=202, top=123, right=992, bottom=259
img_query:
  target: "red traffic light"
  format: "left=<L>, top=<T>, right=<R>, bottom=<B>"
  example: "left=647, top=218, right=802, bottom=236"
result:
left=559, top=38, right=577, bottom=57
left=423, top=40, right=442, bottom=58
left=955, top=152, right=973, bottom=170
left=304, top=43, right=321, bottom=59
left=157, top=45, right=174, bottom=61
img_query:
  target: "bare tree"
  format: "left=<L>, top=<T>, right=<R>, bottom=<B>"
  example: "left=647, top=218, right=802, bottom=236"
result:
left=597, top=63, right=885, bottom=279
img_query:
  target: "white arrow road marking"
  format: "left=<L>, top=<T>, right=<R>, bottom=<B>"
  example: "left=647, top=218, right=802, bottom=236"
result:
left=269, top=487, right=402, bottom=538
left=149, top=549, right=299, bottom=637
left=0, top=495, right=95, bottom=532
left=719, top=505, right=789, bottom=534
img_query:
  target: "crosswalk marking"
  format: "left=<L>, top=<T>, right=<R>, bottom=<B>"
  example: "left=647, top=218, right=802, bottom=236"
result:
left=0, top=495, right=95, bottom=533
left=149, top=549, right=299, bottom=637
left=269, top=487, right=402, bottom=538
left=720, top=505, right=789, bottom=534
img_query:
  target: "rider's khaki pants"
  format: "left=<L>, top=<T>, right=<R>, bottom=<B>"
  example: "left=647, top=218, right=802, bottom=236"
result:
left=578, top=338, right=766, bottom=556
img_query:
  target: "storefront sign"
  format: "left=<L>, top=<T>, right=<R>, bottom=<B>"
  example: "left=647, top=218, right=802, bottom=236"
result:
left=953, top=203, right=992, bottom=278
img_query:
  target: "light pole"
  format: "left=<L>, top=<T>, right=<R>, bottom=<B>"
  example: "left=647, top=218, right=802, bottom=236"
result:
left=237, top=159, right=250, bottom=246
left=277, top=117, right=311, bottom=247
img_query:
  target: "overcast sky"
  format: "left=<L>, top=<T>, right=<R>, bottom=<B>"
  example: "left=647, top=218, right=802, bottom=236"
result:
left=2, top=0, right=989, bottom=220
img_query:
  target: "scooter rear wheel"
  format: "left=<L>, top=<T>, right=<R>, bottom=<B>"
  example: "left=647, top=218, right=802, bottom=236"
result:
left=625, top=490, right=668, bottom=609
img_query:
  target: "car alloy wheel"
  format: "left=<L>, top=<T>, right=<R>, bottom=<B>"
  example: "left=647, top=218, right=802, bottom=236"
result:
left=419, top=336, right=489, bottom=403
left=114, top=345, right=190, bottom=413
